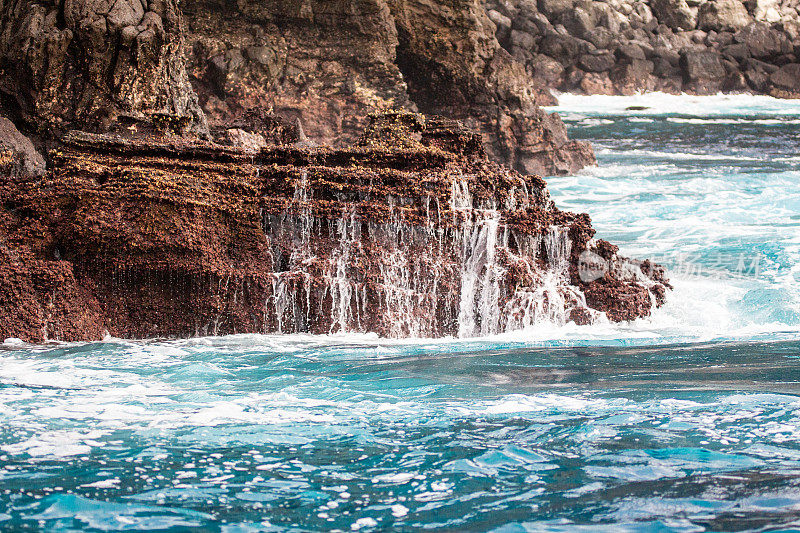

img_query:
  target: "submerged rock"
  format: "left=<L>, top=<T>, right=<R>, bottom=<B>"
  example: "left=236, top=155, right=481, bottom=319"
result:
left=0, top=113, right=668, bottom=342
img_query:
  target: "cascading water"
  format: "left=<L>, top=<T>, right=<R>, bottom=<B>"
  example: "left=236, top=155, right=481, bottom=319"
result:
left=457, top=214, right=503, bottom=338
left=258, top=172, right=596, bottom=338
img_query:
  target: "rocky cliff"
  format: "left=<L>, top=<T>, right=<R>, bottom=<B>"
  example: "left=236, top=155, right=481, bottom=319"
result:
left=485, top=0, right=800, bottom=96
left=0, top=0, right=673, bottom=343
left=181, top=0, right=594, bottom=175
left=0, top=113, right=667, bottom=342
left=0, top=0, right=595, bottom=176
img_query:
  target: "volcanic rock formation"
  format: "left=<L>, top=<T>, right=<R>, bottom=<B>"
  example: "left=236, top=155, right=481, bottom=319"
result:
left=0, top=113, right=668, bottom=342
left=0, top=0, right=207, bottom=135
left=0, top=0, right=671, bottom=343
left=181, top=0, right=594, bottom=175
left=485, top=0, right=800, bottom=96
left=0, top=0, right=595, bottom=176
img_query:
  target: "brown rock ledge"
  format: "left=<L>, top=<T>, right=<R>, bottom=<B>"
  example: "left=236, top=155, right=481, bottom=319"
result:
left=0, top=113, right=668, bottom=343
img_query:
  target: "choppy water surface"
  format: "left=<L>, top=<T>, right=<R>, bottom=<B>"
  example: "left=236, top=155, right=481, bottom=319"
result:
left=3, top=94, right=800, bottom=531
left=547, top=93, right=800, bottom=342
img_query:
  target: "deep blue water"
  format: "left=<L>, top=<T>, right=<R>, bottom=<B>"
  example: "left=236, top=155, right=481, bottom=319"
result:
left=2, top=94, right=800, bottom=532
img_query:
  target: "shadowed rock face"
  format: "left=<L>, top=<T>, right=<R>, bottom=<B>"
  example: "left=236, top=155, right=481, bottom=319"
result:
left=0, top=0, right=207, bottom=135
left=181, top=0, right=595, bottom=176
left=484, top=0, right=800, bottom=97
left=0, top=113, right=667, bottom=342
left=0, top=0, right=594, bottom=175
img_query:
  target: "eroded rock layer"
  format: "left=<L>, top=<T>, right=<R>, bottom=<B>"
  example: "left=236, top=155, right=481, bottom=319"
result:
left=0, top=114, right=667, bottom=342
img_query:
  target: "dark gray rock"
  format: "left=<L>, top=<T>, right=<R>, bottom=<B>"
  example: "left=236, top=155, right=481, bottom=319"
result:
left=721, top=57, right=741, bottom=72
left=705, top=29, right=720, bottom=44
left=653, top=46, right=682, bottom=65
left=565, top=66, right=586, bottom=87
left=653, top=57, right=682, bottom=76
left=511, top=29, right=536, bottom=49
left=617, top=43, right=647, bottom=60
left=743, top=56, right=780, bottom=72
left=650, top=0, right=697, bottom=30
left=715, top=31, right=736, bottom=46
left=734, top=23, right=788, bottom=58
left=562, top=7, right=597, bottom=38
left=579, top=52, right=617, bottom=71
left=745, top=67, right=770, bottom=90
left=723, top=70, right=749, bottom=90
left=245, top=46, right=279, bottom=77
left=538, top=0, right=575, bottom=17
left=540, top=33, right=583, bottom=63
left=697, top=0, right=751, bottom=31
left=586, top=27, right=613, bottom=49
left=681, top=50, right=727, bottom=79
left=531, top=54, right=567, bottom=85
left=722, top=42, right=752, bottom=59
left=769, top=63, right=800, bottom=96
left=610, top=59, right=655, bottom=93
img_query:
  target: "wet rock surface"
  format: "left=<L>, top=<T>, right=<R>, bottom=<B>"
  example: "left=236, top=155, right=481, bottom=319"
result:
left=0, top=113, right=667, bottom=342
left=485, top=0, right=800, bottom=96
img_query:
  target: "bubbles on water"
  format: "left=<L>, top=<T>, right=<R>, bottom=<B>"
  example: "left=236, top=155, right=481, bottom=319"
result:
left=545, top=93, right=800, bottom=342
left=4, top=337, right=800, bottom=530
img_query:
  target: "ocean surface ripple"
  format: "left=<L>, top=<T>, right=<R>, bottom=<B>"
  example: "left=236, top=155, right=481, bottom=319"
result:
left=3, top=93, right=800, bottom=532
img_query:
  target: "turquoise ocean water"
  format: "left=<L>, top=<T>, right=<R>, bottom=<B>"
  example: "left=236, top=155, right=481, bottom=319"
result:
left=2, top=94, right=800, bottom=531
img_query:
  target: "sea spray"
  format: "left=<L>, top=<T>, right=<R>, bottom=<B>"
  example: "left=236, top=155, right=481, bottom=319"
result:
left=258, top=171, right=602, bottom=337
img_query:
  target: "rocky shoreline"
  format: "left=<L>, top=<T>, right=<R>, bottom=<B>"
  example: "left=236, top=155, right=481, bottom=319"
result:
left=486, top=0, right=800, bottom=96
left=0, top=113, right=668, bottom=342
left=0, top=0, right=676, bottom=343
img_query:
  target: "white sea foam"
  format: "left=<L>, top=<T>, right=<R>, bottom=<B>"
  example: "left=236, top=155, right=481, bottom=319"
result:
left=594, top=147, right=764, bottom=162
left=546, top=92, right=800, bottom=117
left=666, top=117, right=800, bottom=125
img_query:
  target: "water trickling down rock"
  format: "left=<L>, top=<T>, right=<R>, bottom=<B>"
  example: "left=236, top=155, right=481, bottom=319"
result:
left=0, top=113, right=668, bottom=342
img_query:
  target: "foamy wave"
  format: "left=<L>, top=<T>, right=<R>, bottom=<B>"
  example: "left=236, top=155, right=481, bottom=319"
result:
left=667, top=117, right=800, bottom=125
left=546, top=92, right=800, bottom=117
left=594, top=147, right=763, bottom=162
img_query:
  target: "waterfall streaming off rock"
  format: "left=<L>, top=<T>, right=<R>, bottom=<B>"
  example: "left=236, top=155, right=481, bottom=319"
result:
left=0, top=115, right=666, bottom=342
left=260, top=174, right=594, bottom=338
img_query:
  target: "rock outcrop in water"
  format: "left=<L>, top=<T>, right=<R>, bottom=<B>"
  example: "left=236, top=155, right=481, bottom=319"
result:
left=0, top=113, right=667, bottom=342
left=485, top=0, right=800, bottom=96
left=0, top=0, right=672, bottom=342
